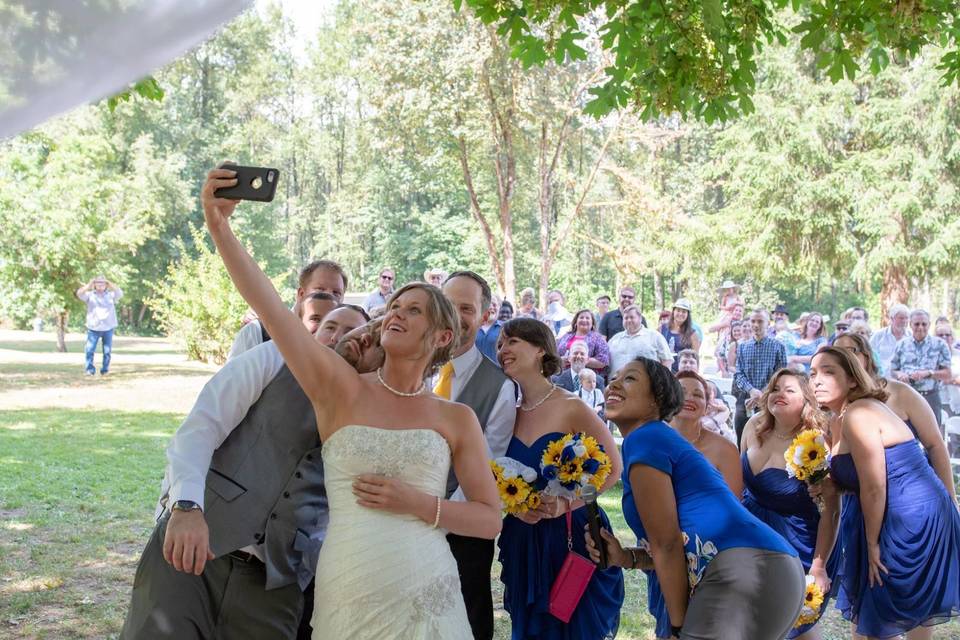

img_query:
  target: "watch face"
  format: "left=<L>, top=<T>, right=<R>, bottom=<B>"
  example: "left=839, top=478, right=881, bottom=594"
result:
left=174, top=500, right=198, bottom=511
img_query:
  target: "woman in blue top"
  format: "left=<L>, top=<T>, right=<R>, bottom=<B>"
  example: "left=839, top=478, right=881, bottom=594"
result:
left=585, top=356, right=803, bottom=639
left=741, top=368, right=841, bottom=640
left=812, top=347, right=960, bottom=640
left=496, top=318, right=625, bottom=639
left=789, top=313, right=826, bottom=373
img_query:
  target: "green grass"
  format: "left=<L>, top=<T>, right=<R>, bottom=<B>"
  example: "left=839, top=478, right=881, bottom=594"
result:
left=0, top=409, right=178, bottom=639
left=3, top=408, right=960, bottom=639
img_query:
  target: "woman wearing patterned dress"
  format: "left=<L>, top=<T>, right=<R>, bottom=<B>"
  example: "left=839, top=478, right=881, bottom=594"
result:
left=812, top=347, right=960, bottom=640
left=740, top=369, right=840, bottom=640
left=586, top=357, right=803, bottom=640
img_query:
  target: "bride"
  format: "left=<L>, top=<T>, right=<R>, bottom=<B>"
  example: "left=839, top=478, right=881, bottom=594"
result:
left=201, top=167, right=501, bottom=639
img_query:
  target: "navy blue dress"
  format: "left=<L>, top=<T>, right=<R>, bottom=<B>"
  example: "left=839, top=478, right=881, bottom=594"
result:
left=622, top=422, right=796, bottom=638
left=741, top=454, right=840, bottom=637
left=831, top=440, right=960, bottom=638
left=498, top=433, right=624, bottom=639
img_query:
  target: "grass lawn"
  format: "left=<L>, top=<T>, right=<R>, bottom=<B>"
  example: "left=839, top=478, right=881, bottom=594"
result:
left=1, top=330, right=959, bottom=639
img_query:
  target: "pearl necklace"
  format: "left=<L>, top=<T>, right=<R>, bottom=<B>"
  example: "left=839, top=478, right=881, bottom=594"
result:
left=520, top=384, right=558, bottom=412
left=376, top=368, right=425, bottom=397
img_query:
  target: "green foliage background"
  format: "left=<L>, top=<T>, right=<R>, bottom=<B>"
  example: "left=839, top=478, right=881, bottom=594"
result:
left=2, top=1, right=959, bottom=355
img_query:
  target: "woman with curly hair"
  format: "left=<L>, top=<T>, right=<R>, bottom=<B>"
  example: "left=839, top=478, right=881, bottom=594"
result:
left=586, top=357, right=802, bottom=640
left=496, top=318, right=624, bottom=639
left=740, top=369, right=841, bottom=640
left=812, top=347, right=960, bottom=639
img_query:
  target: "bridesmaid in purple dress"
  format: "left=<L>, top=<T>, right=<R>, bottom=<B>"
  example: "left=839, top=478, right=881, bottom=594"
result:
left=811, top=347, right=960, bottom=640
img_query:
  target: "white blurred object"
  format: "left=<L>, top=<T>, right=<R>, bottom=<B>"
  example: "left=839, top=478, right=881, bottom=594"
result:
left=0, top=0, right=253, bottom=140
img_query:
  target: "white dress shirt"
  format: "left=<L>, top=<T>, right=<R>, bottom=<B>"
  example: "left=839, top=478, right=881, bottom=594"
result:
left=159, top=340, right=287, bottom=516
left=607, top=328, right=673, bottom=375
left=226, top=320, right=267, bottom=360
left=438, top=345, right=518, bottom=501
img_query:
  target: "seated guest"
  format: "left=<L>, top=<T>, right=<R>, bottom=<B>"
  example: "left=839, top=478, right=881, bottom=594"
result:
left=557, top=309, right=610, bottom=376
left=576, top=368, right=605, bottom=417
left=586, top=357, right=802, bottom=640
left=423, top=267, right=447, bottom=287
left=599, top=286, right=645, bottom=340
left=553, top=341, right=605, bottom=391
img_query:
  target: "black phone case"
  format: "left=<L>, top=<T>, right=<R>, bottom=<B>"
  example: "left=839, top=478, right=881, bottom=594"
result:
left=214, top=164, right=280, bottom=202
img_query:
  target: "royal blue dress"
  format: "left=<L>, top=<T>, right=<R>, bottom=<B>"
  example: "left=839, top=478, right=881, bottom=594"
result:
left=831, top=440, right=960, bottom=638
left=741, top=454, right=840, bottom=637
left=498, top=433, right=624, bottom=639
left=622, top=422, right=796, bottom=638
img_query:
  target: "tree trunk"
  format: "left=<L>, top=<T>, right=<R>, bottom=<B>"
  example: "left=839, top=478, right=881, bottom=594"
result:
left=880, top=264, right=910, bottom=326
left=653, top=272, right=663, bottom=312
left=138, top=303, right=149, bottom=327
left=56, top=311, right=68, bottom=353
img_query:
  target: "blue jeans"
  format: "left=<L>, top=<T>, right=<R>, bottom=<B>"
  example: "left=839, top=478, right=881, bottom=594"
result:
left=84, top=329, right=113, bottom=374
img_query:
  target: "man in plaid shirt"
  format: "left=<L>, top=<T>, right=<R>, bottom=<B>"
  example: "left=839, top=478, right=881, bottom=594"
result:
left=734, top=308, right=787, bottom=444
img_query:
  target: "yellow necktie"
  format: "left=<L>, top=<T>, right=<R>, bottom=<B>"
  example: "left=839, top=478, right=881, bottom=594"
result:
left=434, top=362, right=454, bottom=400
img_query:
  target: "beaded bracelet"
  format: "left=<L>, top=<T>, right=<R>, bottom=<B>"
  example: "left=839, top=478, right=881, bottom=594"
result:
left=431, top=496, right=441, bottom=528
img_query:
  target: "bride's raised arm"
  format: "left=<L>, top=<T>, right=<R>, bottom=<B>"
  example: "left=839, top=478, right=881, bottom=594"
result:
left=201, top=166, right=361, bottom=414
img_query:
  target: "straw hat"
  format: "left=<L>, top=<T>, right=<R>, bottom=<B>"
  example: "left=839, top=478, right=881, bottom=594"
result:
left=716, top=280, right=740, bottom=292
left=673, top=298, right=692, bottom=311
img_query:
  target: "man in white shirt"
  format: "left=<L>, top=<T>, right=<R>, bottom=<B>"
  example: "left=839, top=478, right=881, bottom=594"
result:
left=607, top=304, right=674, bottom=374
left=227, top=259, right=348, bottom=359
left=870, top=303, right=910, bottom=374
left=436, top=271, right=517, bottom=640
left=121, top=304, right=369, bottom=640
left=76, top=275, right=122, bottom=375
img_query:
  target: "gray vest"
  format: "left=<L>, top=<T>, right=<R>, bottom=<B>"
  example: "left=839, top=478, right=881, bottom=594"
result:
left=203, top=365, right=327, bottom=590
left=446, top=356, right=514, bottom=497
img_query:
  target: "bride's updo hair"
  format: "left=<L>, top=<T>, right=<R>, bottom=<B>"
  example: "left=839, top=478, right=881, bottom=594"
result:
left=499, top=318, right=563, bottom=378
left=385, top=282, right=460, bottom=378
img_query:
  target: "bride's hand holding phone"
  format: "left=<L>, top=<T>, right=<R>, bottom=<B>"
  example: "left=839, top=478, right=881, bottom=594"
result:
left=200, top=166, right=240, bottom=232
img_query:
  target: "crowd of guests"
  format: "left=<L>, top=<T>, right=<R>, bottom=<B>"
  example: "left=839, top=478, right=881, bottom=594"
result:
left=122, top=172, right=960, bottom=640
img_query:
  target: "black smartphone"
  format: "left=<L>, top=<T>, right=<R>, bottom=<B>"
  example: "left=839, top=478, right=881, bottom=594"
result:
left=214, top=163, right=280, bottom=202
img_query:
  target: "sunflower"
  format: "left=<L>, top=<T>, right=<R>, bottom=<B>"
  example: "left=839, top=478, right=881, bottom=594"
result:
left=499, top=476, right=531, bottom=512
left=558, top=459, right=583, bottom=483
left=541, top=439, right=566, bottom=468
left=794, top=578, right=824, bottom=627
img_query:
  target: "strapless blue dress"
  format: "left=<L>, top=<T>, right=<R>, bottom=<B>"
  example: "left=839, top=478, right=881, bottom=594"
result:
left=497, top=433, right=624, bottom=639
left=831, top=440, right=960, bottom=638
left=741, top=454, right=840, bottom=637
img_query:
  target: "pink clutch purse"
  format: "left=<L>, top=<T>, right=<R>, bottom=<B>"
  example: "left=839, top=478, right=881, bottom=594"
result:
left=548, top=511, right=596, bottom=622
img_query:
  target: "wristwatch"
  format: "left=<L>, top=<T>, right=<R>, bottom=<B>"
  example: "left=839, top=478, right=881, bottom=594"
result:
left=171, top=500, right=202, bottom=513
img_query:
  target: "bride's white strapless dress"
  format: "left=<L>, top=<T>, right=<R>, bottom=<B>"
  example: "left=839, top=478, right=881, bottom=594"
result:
left=311, top=425, right=471, bottom=639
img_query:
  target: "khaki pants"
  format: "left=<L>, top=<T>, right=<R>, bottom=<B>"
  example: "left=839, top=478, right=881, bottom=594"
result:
left=120, top=518, right=303, bottom=640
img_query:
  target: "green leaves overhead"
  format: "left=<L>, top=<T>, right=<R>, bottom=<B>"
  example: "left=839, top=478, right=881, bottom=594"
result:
left=458, top=0, right=960, bottom=122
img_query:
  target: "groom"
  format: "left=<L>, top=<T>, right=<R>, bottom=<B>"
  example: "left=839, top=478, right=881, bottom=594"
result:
left=120, top=305, right=374, bottom=639
left=438, top=271, right=517, bottom=640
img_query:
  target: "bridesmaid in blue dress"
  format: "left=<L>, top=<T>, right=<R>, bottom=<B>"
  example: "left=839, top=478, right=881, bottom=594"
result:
left=811, top=347, right=960, bottom=639
left=833, top=333, right=956, bottom=499
left=496, top=318, right=625, bottom=639
left=741, top=368, right=841, bottom=640
left=585, top=357, right=804, bottom=639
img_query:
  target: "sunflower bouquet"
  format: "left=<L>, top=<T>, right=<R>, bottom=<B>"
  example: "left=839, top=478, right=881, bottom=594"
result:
left=794, top=575, right=825, bottom=628
left=490, top=458, right=542, bottom=514
left=539, top=432, right=613, bottom=499
left=784, top=429, right=831, bottom=510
